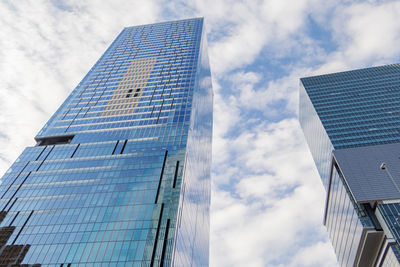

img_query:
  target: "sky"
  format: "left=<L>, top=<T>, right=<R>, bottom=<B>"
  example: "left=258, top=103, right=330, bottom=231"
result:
left=1, top=0, right=400, bottom=266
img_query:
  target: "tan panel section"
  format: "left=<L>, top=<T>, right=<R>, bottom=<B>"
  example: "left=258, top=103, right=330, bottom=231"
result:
left=101, top=57, right=157, bottom=116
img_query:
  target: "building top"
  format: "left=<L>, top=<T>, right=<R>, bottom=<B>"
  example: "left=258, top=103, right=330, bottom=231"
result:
left=124, top=17, right=204, bottom=29
left=301, top=63, right=400, bottom=88
left=34, top=18, right=205, bottom=145
left=300, top=63, right=400, bottom=150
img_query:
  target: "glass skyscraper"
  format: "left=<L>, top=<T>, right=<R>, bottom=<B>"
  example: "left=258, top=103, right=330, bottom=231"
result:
left=300, top=64, right=400, bottom=266
left=0, top=18, right=212, bottom=266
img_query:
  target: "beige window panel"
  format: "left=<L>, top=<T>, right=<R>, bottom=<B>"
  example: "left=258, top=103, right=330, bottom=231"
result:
left=102, top=57, right=157, bottom=117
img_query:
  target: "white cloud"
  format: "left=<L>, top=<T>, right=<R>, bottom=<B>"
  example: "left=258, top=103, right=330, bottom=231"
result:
left=289, top=241, right=337, bottom=267
left=340, top=1, right=400, bottom=60
left=314, top=0, right=400, bottom=74
left=226, top=69, right=310, bottom=117
left=211, top=175, right=335, bottom=267
left=211, top=118, right=337, bottom=266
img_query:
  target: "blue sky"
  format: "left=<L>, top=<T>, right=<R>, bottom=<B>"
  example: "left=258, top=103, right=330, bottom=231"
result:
left=1, top=0, right=400, bottom=266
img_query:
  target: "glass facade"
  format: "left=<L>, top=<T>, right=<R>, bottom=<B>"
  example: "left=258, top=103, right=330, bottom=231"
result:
left=0, top=18, right=212, bottom=266
left=299, top=82, right=333, bottom=189
left=325, top=164, right=374, bottom=267
left=301, top=64, right=400, bottom=150
left=300, top=64, right=400, bottom=266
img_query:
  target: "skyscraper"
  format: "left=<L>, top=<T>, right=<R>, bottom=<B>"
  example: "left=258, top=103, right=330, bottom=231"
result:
left=0, top=17, right=212, bottom=266
left=300, top=64, right=400, bottom=266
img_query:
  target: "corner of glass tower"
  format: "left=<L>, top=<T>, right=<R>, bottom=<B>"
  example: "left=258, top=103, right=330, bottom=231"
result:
left=0, top=18, right=212, bottom=266
left=172, top=19, right=213, bottom=266
left=299, top=64, right=400, bottom=267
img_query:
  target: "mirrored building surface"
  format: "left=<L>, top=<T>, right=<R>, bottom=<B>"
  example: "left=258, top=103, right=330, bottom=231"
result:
left=300, top=64, right=400, bottom=267
left=0, top=18, right=212, bottom=267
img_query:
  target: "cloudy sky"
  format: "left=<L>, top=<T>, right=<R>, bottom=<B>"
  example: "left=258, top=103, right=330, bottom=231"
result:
left=1, top=0, right=400, bottom=266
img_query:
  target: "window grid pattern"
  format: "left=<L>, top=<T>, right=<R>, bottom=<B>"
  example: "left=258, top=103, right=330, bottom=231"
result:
left=301, top=64, right=400, bottom=150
